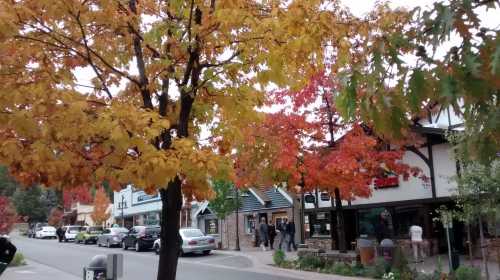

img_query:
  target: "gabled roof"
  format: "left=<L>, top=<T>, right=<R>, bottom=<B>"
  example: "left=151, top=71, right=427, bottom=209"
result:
left=240, top=187, right=292, bottom=212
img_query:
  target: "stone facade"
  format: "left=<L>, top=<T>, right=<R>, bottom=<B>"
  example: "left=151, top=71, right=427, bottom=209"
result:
left=221, top=207, right=296, bottom=250
left=305, top=238, right=334, bottom=250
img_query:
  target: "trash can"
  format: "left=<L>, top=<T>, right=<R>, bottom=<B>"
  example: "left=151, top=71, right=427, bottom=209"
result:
left=84, top=255, right=107, bottom=280
left=379, top=239, right=395, bottom=265
left=357, top=238, right=375, bottom=265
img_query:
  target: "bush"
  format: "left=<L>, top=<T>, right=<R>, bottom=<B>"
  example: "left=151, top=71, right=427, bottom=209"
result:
left=454, top=266, right=481, bottom=280
left=392, top=246, right=410, bottom=273
left=332, top=262, right=354, bottom=276
left=273, top=249, right=286, bottom=266
left=297, top=255, right=325, bottom=270
left=9, top=252, right=26, bottom=267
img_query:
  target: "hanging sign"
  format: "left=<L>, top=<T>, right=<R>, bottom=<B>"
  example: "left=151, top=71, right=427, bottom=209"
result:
left=374, top=176, right=399, bottom=189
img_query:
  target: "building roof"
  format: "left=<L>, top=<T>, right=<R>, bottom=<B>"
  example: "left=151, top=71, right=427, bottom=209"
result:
left=240, top=187, right=292, bottom=212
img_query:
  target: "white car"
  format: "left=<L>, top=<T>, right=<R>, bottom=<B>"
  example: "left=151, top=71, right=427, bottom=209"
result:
left=35, top=226, right=57, bottom=239
left=63, top=225, right=82, bottom=242
left=154, top=228, right=216, bottom=255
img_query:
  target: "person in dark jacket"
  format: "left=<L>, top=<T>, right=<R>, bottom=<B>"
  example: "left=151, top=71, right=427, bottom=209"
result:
left=277, top=219, right=287, bottom=250
left=258, top=218, right=269, bottom=251
left=268, top=220, right=277, bottom=250
left=56, top=226, right=64, bottom=243
left=286, top=220, right=297, bottom=251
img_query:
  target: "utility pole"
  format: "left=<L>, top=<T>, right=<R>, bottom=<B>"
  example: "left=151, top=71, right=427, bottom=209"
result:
left=121, top=195, right=125, bottom=227
left=235, top=188, right=240, bottom=251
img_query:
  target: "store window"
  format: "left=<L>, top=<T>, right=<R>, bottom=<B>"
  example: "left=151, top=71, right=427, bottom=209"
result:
left=358, top=207, right=386, bottom=238
left=308, top=212, right=330, bottom=238
left=245, top=215, right=256, bottom=234
left=394, top=207, right=420, bottom=238
left=205, top=219, right=219, bottom=235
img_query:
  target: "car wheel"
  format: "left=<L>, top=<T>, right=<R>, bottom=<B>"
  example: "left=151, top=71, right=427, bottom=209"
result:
left=98, top=241, right=101, bottom=247
left=135, top=242, right=141, bottom=252
left=84, top=239, right=88, bottom=245
left=203, top=250, right=211, bottom=255
left=122, top=241, right=128, bottom=250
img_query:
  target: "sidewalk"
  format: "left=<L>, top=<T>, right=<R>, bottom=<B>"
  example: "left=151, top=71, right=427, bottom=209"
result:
left=1, top=259, right=80, bottom=280
left=216, top=248, right=366, bottom=280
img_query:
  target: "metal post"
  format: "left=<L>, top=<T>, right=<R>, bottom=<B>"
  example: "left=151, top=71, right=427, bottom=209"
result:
left=121, top=195, right=125, bottom=227
left=445, top=226, right=452, bottom=272
left=235, top=188, right=240, bottom=251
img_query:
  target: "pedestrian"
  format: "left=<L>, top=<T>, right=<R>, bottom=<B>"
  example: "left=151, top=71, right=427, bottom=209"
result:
left=286, top=220, right=297, bottom=252
left=277, top=219, right=287, bottom=250
left=56, top=225, right=64, bottom=243
left=258, top=218, right=269, bottom=251
left=268, top=220, right=276, bottom=250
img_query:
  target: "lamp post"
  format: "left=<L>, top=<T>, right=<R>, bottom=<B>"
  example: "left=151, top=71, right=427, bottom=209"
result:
left=234, top=188, right=240, bottom=251
left=120, top=195, right=125, bottom=227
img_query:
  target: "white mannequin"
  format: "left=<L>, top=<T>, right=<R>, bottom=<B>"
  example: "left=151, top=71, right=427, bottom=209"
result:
left=409, top=225, right=423, bottom=262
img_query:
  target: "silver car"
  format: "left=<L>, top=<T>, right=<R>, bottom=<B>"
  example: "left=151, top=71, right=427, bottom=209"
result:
left=97, top=227, right=129, bottom=248
left=153, top=228, right=216, bottom=255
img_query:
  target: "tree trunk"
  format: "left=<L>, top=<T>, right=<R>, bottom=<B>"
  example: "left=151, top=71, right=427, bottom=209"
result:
left=478, top=215, right=490, bottom=280
left=157, top=177, right=183, bottom=280
left=334, top=188, right=347, bottom=253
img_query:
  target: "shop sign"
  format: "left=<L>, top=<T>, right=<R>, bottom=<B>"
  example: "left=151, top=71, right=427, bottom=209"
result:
left=374, top=176, right=399, bottom=189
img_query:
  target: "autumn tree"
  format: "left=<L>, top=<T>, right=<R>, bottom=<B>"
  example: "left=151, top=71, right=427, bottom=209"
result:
left=91, top=187, right=111, bottom=226
left=236, top=74, right=422, bottom=251
left=0, top=196, right=17, bottom=235
left=63, top=184, right=93, bottom=210
left=0, top=1, right=403, bottom=279
left=333, top=0, right=500, bottom=163
left=48, top=207, right=64, bottom=227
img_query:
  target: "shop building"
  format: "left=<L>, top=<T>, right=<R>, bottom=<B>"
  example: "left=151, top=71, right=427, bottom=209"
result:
left=303, top=109, right=464, bottom=255
left=215, top=187, right=300, bottom=249
left=113, top=185, right=194, bottom=228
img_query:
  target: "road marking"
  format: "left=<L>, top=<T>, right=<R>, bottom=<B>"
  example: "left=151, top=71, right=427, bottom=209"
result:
left=14, top=270, right=35, bottom=274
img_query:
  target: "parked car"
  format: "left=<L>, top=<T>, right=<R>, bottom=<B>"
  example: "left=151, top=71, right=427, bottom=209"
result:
left=35, top=226, right=57, bottom=239
left=97, top=227, right=129, bottom=248
left=122, top=225, right=160, bottom=252
left=75, top=226, right=104, bottom=244
left=62, top=225, right=82, bottom=242
left=153, top=228, right=216, bottom=256
left=28, top=223, right=47, bottom=238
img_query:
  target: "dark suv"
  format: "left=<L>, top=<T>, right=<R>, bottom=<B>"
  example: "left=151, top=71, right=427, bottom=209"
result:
left=122, top=226, right=160, bottom=252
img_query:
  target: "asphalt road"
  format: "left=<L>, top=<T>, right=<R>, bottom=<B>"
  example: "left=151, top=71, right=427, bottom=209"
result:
left=9, top=235, right=298, bottom=280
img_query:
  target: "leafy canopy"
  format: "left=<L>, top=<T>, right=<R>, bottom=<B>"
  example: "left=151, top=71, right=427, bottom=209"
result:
left=91, top=186, right=111, bottom=226
left=0, top=0, right=404, bottom=198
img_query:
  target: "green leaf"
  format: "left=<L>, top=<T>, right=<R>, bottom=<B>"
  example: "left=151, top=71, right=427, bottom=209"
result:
left=464, top=51, right=481, bottom=77
left=490, top=41, right=500, bottom=75
left=408, top=69, right=426, bottom=112
left=337, top=73, right=358, bottom=120
left=440, top=74, right=458, bottom=100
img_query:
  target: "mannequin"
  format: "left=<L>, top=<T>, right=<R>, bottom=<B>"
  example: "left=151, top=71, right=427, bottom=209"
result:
left=409, top=224, right=423, bottom=262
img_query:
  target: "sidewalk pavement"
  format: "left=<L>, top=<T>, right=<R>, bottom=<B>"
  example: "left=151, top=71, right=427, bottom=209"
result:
left=410, top=254, right=500, bottom=279
left=1, top=259, right=80, bottom=280
left=216, top=248, right=366, bottom=280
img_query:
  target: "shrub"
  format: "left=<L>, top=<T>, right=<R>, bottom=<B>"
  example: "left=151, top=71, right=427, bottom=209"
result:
left=454, top=266, right=481, bottom=280
left=333, top=262, right=354, bottom=276
left=9, top=252, right=26, bottom=267
left=297, top=255, right=325, bottom=270
left=273, top=249, right=286, bottom=266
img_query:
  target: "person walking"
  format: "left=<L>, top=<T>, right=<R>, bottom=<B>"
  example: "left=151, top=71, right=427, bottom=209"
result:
left=258, top=218, right=269, bottom=251
left=56, top=225, right=64, bottom=243
left=277, top=219, right=287, bottom=250
left=268, top=220, right=276, bottom=250
left=286, top=220, right=297, bottom=252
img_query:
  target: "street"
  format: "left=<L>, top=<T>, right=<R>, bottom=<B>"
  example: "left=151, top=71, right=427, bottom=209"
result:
left=6, top=234, right=300, bottom=280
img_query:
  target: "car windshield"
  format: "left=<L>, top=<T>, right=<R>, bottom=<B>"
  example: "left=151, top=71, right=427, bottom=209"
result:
left=181, top=229, right=204, bottom=238
left=68, top=227, right=81, bottom=233
left=145, top=227, right=160, bottom=235
left=111, top=228, right=128, bottom=234
left=88, top=227, right=103, bottom=233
